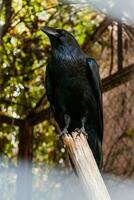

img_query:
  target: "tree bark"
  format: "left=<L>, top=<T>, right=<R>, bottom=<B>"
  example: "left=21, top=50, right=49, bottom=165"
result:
left=63, top=132, right=111, bottom=200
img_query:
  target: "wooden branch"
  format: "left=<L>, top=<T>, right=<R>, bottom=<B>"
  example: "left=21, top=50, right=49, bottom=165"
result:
left=0, top=114, right=23, bottom=126
left=63, top=132, right=111, bottom=200
left=0, top=98, right=29, bottom=108
left=27, top=108, right=50, bottom=125
left=0, top=107, right=50, bottom=127
left=102, top=63, right=134, bottom=92
left=82, top=17, right=111, bottom=52
left=29, top=94, right=47, bottom=114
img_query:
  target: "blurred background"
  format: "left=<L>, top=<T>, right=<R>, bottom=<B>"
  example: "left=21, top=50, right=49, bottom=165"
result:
left=0, top=0, right=134, bottom=199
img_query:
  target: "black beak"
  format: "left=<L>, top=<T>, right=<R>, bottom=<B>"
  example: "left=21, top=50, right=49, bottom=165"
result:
left=41, top=26, right=60, bottom=37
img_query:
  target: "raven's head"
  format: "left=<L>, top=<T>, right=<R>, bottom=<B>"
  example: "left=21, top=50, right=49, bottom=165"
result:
left=41, top=26, right=84, bottom=58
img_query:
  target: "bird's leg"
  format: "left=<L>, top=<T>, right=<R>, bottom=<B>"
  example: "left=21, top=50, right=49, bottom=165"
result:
left=60, top=114, right=71, bottom=136
left=75, top=116, right=88, bottom=138
left=81, top=117, right=87, bottom=136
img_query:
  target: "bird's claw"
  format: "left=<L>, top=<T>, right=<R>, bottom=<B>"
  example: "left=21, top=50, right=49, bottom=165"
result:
left=59, top=129, right=69, bottom=137
left=74, top=128, right=88, bottom=138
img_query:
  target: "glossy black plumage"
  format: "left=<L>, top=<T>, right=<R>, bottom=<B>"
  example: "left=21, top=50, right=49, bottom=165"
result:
left=42, top=26, right=103, bottom=168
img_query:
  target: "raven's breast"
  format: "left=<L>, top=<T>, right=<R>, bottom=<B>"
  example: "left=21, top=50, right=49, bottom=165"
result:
left=55, top=76, right=96, bottom=119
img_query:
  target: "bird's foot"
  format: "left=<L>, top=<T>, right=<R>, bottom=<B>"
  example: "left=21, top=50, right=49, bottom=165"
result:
left=74, top=128, right=88, bottom=138
left=59, top=129, right=69, bottom=137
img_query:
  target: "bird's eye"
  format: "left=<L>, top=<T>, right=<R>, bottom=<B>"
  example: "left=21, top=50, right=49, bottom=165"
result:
left=58, top=30, right=65, bottom=37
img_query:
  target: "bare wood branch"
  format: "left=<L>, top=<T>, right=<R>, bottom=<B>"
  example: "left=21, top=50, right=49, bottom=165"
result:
left=0, top=105, right=50, bottom=127
left=82, top=17, right=111, bottom=52
left=30, top=94, right=47, bottom=114
left=0, top=114, right=23, bottom=126
left=27, top=108, right=51, bottom=125
left=0, top=98, right=29, bottom=108
left=102, top=63, right=134, bottom=92
left=63, top=132, right=111, bottom=200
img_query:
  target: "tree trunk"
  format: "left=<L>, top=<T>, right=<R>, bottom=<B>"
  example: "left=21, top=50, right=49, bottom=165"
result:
left=16, top=121, right=33, bottom=200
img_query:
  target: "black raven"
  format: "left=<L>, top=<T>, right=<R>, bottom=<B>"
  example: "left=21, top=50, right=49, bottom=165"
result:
left=41, top=26, right=103, bottom=169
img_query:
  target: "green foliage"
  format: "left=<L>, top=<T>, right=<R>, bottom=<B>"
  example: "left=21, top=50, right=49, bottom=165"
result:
left=33, top=120, right=67, bottom=167
left=0, top=124, right=18, bottom=161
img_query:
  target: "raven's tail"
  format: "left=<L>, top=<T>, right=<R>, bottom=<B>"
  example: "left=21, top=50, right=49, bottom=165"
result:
left=86, top=129, right=103, bottom=169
